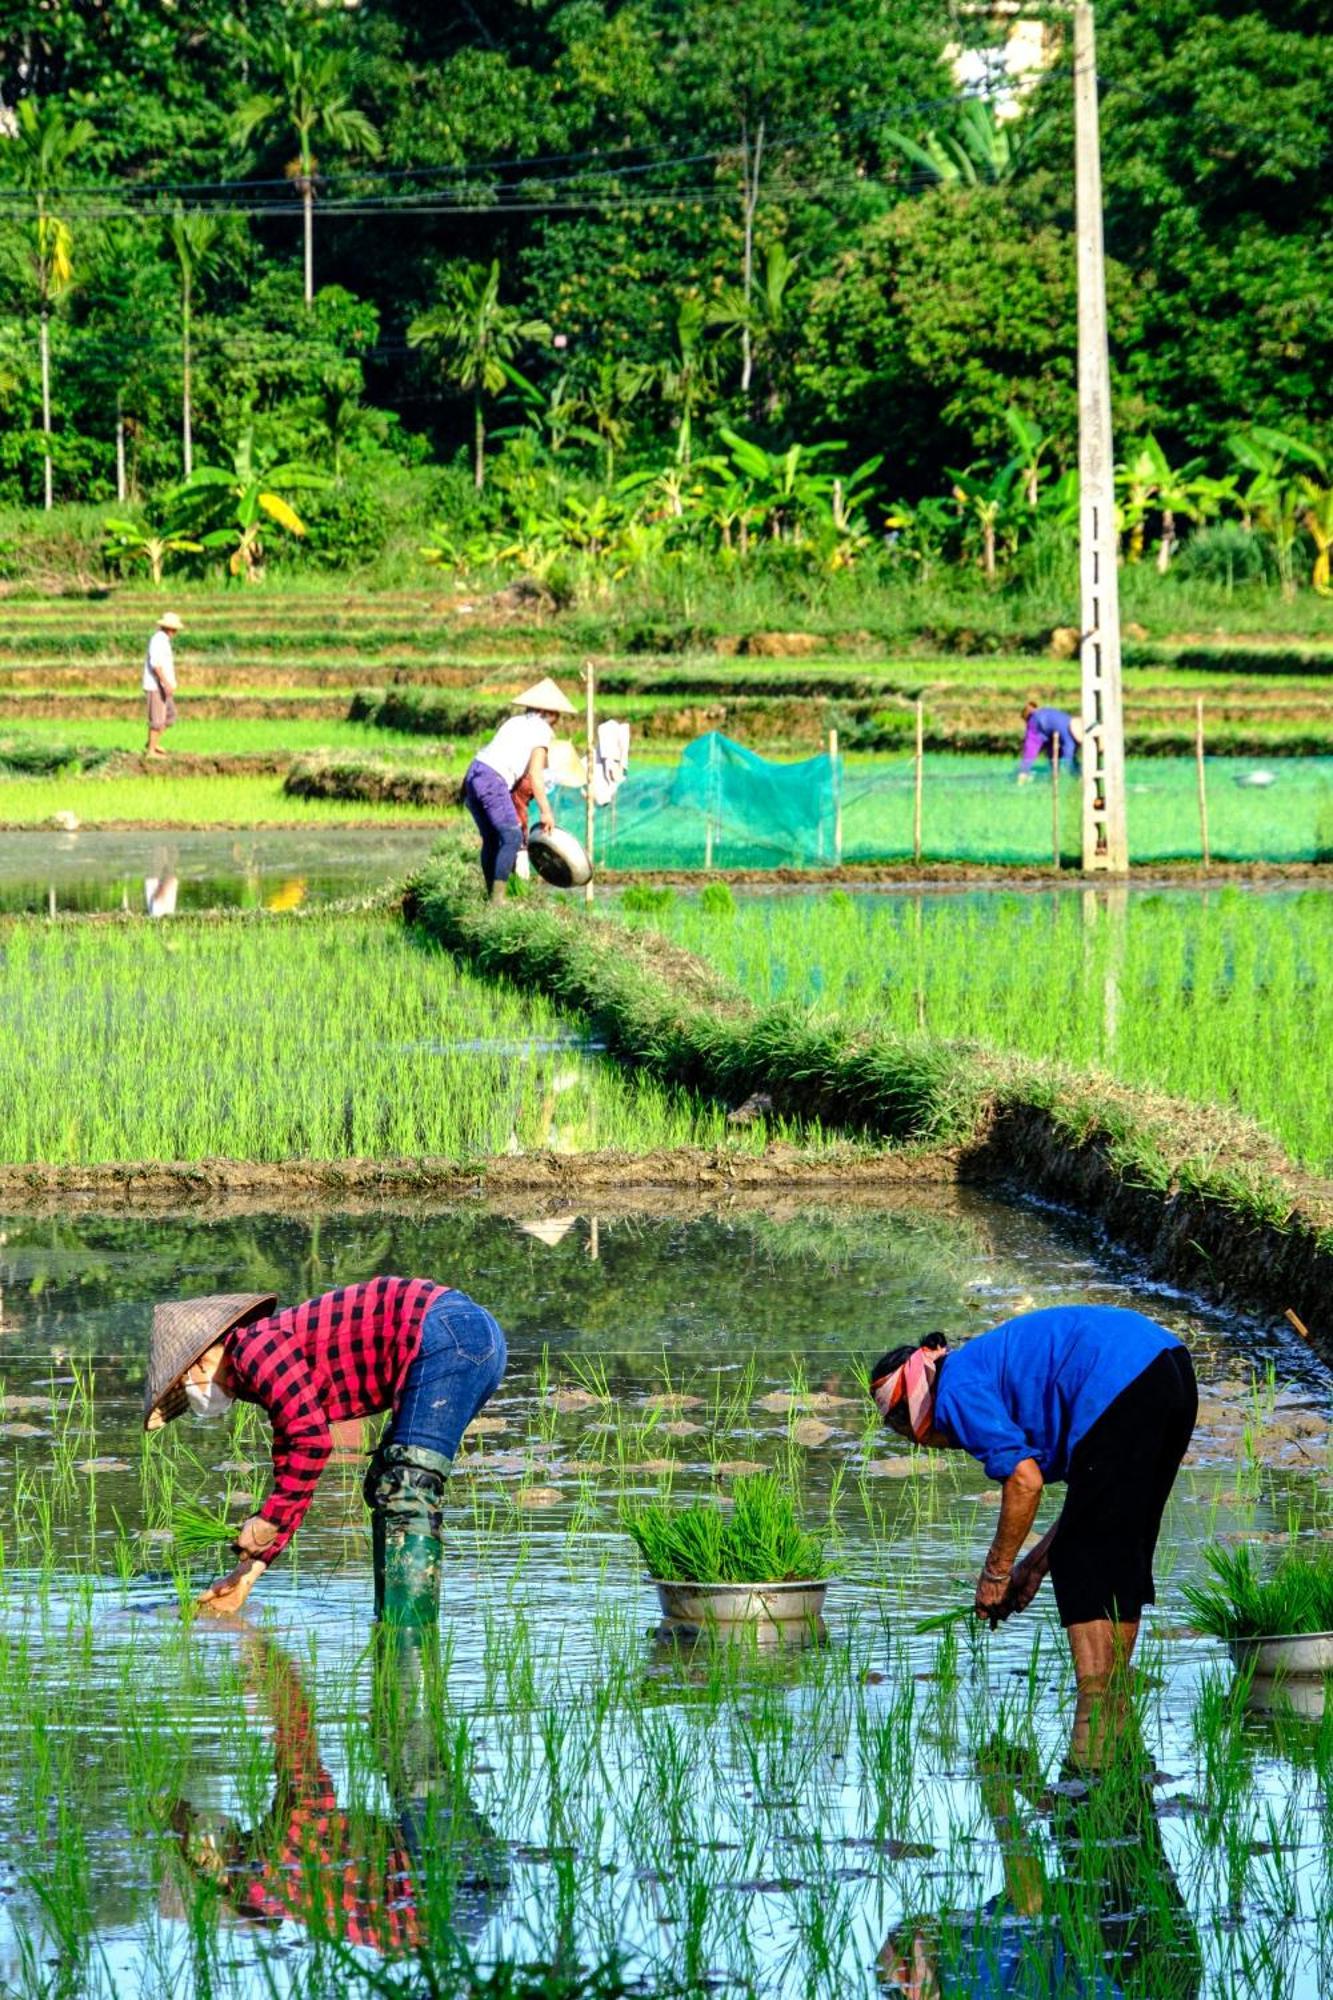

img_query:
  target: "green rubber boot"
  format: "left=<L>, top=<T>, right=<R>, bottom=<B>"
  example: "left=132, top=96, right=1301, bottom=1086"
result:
left=364, top=1442, right=451, bottom=1631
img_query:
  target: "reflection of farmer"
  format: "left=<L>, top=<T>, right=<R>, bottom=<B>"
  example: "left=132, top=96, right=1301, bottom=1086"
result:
left=144, top=871, right=178, bottom=918
left=869, top=1306, right=1196, bottom=1690
left=143, top=1278, right=507, bottom=1623
left=166, top=1631, right=508, bottom=1951
left=462, top=677, right=576, bottom=901
left=1019, top=700, right=1083, bottom=782
left=879, top=1699, right=1201, bottom=1999
left=144, top=610, right=182, bottom=757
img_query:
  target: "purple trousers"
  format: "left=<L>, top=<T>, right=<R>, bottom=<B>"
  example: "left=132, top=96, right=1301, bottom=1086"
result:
left=463, top=759, right=523, bottom=889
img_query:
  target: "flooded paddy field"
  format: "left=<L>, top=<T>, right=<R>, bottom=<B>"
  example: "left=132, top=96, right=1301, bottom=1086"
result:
left=0, top=828, right=442, bottom=917
left=0, top=1192, right=1330, bottom=1998
left=628, top=881, right=1333, bottom=1172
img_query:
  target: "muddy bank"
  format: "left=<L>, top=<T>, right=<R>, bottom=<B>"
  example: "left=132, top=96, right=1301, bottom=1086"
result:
left=0, top=1144, right=960, bottom=1214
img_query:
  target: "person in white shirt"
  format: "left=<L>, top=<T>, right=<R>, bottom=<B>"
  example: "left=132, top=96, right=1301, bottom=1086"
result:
left=143, top=611, right=183, bottom=757
left=462, top=677, right=576, bottom=900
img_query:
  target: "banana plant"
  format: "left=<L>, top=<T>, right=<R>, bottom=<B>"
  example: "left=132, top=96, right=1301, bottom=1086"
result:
left=948, top=459, right=1024, bottom=579
left=1115, top=434, right=1207, bottom=567
left=102, top=517, right=202, bottom=586
left=172, top=433, right=330, bottom=582
left=1229, top=428, right=1326, bottom=596
left=1005, top=408, right=1052, bottom=509
left=1300, top=479, right=1333, bottom=596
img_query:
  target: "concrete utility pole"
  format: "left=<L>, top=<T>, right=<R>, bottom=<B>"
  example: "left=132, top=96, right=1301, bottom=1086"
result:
left=1073, top=1, right=1128, bottom=872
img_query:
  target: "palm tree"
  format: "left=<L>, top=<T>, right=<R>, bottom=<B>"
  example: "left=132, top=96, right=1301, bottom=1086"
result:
left=173, top=433, right=330, bottom=582
left=408, top=260, right=550, bottom=492
left=655, top=299, right=713, bottom=466
left=232, top=30, right=380, bottom=308
left=9, top=99, right=93, bottom=510
left=570, top=356, right=651, bottom=487
left=167, top=208, right=222, bottom=477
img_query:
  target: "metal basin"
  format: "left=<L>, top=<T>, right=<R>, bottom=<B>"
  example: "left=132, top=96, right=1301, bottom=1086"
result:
left=1244, top=1674, right=1328, bottom=1719
left=652, top=1578, right=828, bottom=1642
left=1227, top=1630, right=1333, bottom=1676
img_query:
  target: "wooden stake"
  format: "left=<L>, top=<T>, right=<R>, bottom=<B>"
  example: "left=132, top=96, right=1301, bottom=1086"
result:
left=1051, top=750, right=1061, bottom=870
left=829, top=727, right=842, bottom=865
left=1195, top=694, right=1211, bottom=871
left=913, top=699, right=924, bottom=864
left=1285, top=1308, right=1311, bottom=1342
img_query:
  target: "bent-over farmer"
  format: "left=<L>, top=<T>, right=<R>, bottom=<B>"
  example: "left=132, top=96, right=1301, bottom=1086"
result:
left=143, top=1277, right=507, bottom=1627
left=144, top=610, right=182, bottom=757
left=462, top=676, right=576, bottom=900
left=1018, top=699, right=1083, bottom=783
left=869, top=1305, right=1196, bottom=1689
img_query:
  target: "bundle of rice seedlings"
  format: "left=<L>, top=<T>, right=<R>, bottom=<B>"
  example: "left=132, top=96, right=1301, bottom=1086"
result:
left=622, top=1473, right=827, bottom=1584
left=1182, top=1542, right=1333, bottom=1640
left=170, top=1499, right=240, bottom=1564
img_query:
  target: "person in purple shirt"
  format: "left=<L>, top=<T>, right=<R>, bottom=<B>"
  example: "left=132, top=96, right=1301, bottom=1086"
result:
left=868, top=1305, right=1197, bottom=1691
left=1019, top=700, right=1084, bottom=781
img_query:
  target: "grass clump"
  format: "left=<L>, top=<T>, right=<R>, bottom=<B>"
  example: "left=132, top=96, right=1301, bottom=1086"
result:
left=1182, top=1543, right=1333, bottom=1641
left=284, top=753, right=460, bottom=809
left=622, top=1472, right=827, bottom=1583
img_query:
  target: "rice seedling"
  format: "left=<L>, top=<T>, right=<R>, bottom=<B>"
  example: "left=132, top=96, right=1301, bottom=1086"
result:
left=168, top=1498, right=240, bottom=1565
left=622, top=1472, right=827, bottom=1583
left=1182, top=1542, right=1333, bottom=1639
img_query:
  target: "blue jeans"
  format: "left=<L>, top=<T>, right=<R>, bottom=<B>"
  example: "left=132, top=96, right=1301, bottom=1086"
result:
left=463, top=759, right=523, bottom=891
left=389, top=1291, right=507, bottom=1461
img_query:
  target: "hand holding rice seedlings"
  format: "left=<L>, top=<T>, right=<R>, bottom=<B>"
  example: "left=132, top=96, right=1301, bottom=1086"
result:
left=622, top=1473, right=827, bottom=1583
left=169, top=1499, right=240, bottom=1565
left=1182, top=1542, right=1333, bottom=1640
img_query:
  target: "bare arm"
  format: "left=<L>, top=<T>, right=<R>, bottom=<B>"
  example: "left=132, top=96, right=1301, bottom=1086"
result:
left=526, top=744, right=554, bottom=830
left=974, top=1457, right=1044, bottom=1621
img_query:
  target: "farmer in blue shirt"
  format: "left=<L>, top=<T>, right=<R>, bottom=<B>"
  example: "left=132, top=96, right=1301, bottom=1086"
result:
left=1019, top=700, right=1084, bottom=782
left=869, top=1306, right=1197, bottom=1689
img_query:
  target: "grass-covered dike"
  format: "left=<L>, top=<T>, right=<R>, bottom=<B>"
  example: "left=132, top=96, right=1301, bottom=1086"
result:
left=406, top=857, right=1333, bottom=1344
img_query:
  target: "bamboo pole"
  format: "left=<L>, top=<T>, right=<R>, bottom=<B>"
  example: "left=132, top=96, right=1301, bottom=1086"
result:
left=1051, top=751, right=1061, bottom=871
left=1195, top=695, right=1211, bottom=871
left=913, top=699, right=924, bottom=864
left=584, top=659, right=596, bottom=905
left=829, top=727, right=842, bottom=865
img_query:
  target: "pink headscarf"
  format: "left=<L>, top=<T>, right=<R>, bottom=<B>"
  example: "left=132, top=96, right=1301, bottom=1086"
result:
left=875, top=1344, right=943, bottom=1444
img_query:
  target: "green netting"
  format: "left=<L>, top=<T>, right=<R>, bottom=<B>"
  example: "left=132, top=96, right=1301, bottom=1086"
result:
left=551, top=731, right=1333, bottom=868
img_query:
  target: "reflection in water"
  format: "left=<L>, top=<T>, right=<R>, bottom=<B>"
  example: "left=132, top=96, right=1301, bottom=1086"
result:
left=879, top=1691, right=1202, bottom=2000
left=164, top=1628, right=509, bottom=1955
left=144, top=872, right=178, bottom=918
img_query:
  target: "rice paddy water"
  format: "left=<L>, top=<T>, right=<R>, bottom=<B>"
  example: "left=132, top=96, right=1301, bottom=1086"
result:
left=0, top=1194, right=1330, bottom=1996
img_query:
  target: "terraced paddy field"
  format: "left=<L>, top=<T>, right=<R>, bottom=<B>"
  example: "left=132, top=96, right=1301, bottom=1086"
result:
left=1, top=1195, right=1331, bottom=1998
left=624, top=883, right=1333, bottom=1174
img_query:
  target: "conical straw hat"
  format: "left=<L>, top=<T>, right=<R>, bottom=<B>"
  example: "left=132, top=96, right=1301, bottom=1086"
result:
left=513, top=677, right=576, bottom=716
left=143, top=1293, right=276, bottom=1431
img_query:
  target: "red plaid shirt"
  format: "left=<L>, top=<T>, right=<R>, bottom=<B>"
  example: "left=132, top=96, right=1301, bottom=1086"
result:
left=225, top=1277, right=446, bottom=1561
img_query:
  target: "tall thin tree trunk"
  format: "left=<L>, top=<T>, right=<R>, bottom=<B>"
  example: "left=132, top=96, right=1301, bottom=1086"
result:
left=739, top=116, right=764, bottom=403
left=182, top=277, right=193, bottom=477
left=1157, top=508, right=1175, bottom=574
left=303, top=180, right=314, bottom=307
left=474, top=387, right=485, bottom=491
left=115, top=394, right=126, bottom=503
left=39, top=307, right=52, bottom=511
left=983, top=519, right=996, bottom=580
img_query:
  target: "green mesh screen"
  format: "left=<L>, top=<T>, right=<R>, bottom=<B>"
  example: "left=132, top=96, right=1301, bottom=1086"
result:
left=552, top=732, right=1332, bottom=868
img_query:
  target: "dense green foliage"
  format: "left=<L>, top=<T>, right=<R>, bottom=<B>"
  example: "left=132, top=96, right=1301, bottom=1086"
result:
left=0, top=1, right=1326, bottom=596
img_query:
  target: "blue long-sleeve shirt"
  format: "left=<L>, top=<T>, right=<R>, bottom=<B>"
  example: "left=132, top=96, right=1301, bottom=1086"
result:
left=932, top=1305, right=1181, bottom=1483
left=1020, top=706, right=1080, bottom=773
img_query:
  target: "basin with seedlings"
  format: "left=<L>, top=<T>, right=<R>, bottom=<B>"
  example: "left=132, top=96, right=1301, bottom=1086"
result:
left=622, top=1472, right=830, bottom=1642
left=1182, top=1543, right=1333, bottom=1676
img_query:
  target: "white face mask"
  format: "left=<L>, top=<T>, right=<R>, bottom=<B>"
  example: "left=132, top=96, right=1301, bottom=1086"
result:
left=184, top=1377, right=234, bottom=1422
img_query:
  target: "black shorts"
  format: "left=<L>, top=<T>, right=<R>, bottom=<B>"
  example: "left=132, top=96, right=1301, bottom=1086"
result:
left=1048, top=1345, right=1197, bottom=1628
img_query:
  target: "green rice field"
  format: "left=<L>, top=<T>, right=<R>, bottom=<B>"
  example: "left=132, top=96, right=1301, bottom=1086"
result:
left=0, top=913, right=798, bottom=1162
left=0, top=773, right=452, bottom=824
left=632, top=885, right=1333, bottom=1172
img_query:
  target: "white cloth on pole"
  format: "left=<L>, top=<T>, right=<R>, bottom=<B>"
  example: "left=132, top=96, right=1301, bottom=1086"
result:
left=591, top=720, right=631, bottom=807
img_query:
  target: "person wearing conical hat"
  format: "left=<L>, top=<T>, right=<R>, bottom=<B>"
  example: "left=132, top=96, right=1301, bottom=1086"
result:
left=462, top=677, right=576, bottom=902
left=144, top=1278, right=507, bottom=1624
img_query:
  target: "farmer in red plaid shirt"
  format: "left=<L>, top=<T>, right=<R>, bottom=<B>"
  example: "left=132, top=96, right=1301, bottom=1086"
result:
left=143, top=1277, right=508, bottom=1626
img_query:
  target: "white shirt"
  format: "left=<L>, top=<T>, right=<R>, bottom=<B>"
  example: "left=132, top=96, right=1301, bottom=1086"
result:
left=475, top=712, right=552, bottom=788
left=142, top=628, right=176, bottom=693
